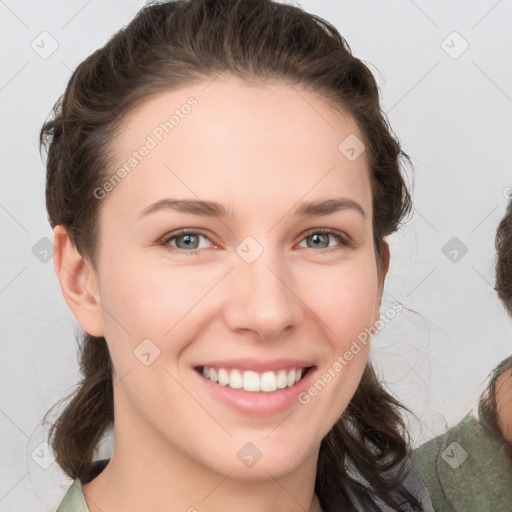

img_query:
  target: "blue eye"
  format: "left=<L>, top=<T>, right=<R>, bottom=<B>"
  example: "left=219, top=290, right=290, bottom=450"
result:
left=298, top=229, right=349, bottom=251
left=159, top=228, right=350, bottom=255
left=161, top=230, right=213, bottom=254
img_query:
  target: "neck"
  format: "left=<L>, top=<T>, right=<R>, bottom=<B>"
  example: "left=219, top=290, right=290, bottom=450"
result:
left=82, top=394, right=324, bottom=512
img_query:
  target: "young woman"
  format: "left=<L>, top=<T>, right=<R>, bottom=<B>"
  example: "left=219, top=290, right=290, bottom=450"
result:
left=41, top=1, right=433, bottom=510
left=413, top=200, right=512, bottom=510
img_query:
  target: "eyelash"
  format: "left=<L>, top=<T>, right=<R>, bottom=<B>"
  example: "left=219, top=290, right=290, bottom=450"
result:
left=158, top=228, right=352, bottom=256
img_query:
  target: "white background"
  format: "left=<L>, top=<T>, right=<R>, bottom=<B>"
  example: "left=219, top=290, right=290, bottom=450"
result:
left=1, top=0, right=511, bottom=510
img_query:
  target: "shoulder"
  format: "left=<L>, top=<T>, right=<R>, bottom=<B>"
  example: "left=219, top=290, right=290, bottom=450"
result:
left=412, top=430, right=448, bottom=510
left=413, top=412, right=512, bottom=510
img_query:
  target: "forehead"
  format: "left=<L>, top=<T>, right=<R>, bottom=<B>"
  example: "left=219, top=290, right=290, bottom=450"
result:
left=104, top=76, right=372, bottom=218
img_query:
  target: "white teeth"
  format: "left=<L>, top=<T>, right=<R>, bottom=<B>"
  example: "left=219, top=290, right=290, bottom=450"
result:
left=200, top=366, right=308, bottom=392
left=218, top=368, right=229, bottom=386
left=276, top=369, right=288, bottom=389
left=230, top=369, right=243, bottom=389
left=243, top=371, right=260, bottom=392
left=260, top=371, right=277, bottom=392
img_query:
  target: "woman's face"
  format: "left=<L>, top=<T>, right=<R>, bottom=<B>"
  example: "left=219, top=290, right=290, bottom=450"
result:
left=86, top=77, right=383, bottom=479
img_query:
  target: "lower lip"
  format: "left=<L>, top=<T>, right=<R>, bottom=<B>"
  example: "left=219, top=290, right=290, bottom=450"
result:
left=193, top=367, right=316, bottom=416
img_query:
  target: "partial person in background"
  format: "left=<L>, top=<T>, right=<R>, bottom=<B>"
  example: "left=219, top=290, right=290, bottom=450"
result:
left=413, top=199, right=512, bottom=510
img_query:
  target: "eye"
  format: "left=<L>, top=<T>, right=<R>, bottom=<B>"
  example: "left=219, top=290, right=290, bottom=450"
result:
left=159, top=227, right=351, bottom=255
left=297, top=228, right=350, bottom=251
left=159, top=229, right=215, bottom=254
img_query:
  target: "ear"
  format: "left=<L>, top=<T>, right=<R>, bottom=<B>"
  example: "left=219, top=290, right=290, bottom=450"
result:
left=379, top=240, right=390, bottom=285
left=53, top=225, right=104, bottom=337
left=373, top=240, right=390, bottom=321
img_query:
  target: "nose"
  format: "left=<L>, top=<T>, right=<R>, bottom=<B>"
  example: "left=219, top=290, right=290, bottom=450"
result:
left=222, top=244, right=304, bottom=341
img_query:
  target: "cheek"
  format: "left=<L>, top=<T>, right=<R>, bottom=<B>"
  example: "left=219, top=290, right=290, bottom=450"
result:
left=298, top=257, right=380, bottom=346
left=96, top=257, right=224, bottom=362
left=296, top=259, right=377, bottom=442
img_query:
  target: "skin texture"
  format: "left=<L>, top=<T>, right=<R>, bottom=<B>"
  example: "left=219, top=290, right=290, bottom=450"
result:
left=54, top=77, right=389, bottom=512
left=496, top=369, right=512, bottom=445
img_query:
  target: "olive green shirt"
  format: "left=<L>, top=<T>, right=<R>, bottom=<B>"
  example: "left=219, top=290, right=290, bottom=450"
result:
left=413, top=407, right=512, bottom=510
left=56, top=479, right=88, bottom=512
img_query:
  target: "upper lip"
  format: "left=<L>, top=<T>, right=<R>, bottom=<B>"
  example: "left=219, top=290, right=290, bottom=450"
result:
left=194, top=358, right=316, bottom=373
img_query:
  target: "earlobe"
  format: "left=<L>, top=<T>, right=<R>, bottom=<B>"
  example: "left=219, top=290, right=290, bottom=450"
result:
left=53, top=225, right=104, bottom=337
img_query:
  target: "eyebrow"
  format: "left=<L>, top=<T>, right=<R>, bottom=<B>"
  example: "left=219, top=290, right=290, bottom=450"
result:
left=137, top=197, right=366, bottom=219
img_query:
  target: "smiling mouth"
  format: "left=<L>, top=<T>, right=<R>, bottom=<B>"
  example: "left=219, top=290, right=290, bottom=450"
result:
left=194, top=365, right=314, bottom=393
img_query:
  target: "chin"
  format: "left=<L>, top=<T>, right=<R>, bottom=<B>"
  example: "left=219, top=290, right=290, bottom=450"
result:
left=224, top=460, right=302, bottom=483
left=208, top=442, right=313, bottom=482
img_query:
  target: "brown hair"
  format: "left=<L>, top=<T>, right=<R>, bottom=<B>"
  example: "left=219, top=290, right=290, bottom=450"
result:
left=495, top=199, right=512, bottom=316
left=40, top=1, right=421, bottom=509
